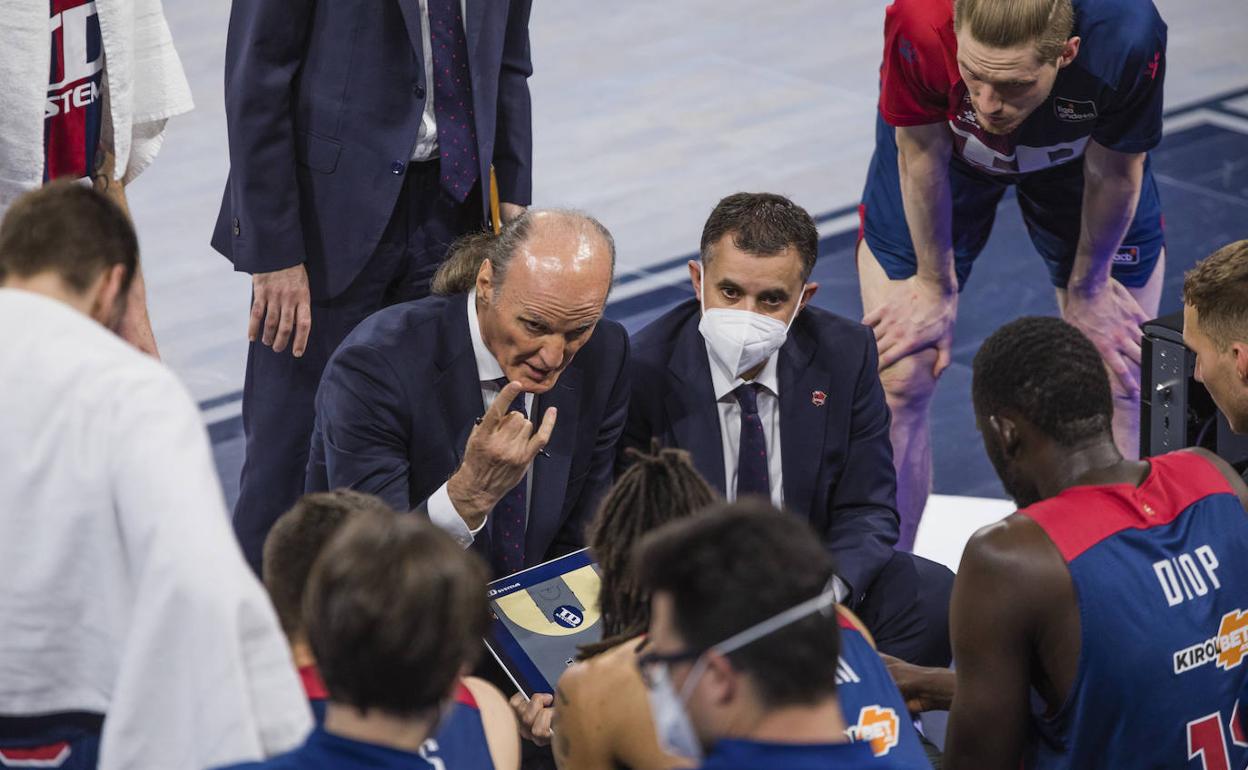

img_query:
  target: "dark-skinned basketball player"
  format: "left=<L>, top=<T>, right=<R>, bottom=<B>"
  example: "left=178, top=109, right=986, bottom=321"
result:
left=885, top=317, right=1248, bottom=769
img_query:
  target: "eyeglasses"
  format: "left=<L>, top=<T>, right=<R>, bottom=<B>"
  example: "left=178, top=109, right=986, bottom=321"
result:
left=636, top=648, right=703, bottom=690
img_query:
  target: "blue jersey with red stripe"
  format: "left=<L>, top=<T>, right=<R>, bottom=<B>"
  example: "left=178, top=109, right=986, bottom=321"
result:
left=300, top=667, right=494, bottom=769
left=46, top=0, right=104, bottom=181
left=835, top=610, right=929, bottom=767
left=1020, top=451, right=1248, bottom=770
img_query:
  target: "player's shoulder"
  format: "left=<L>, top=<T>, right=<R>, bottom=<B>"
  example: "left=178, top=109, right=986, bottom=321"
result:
left=460, top=677, right=520, bottom=770
left=1170, top=448, right=1248, bottom=507
left=561, top=636, right=645, bottom=702
left=460, top=676, right=507, bottom=717
left=962, top=512, right=1065, bottom=587
left=885, top=0, right=954, bottom=38
left=1072, top=0, right=1166, bottom=81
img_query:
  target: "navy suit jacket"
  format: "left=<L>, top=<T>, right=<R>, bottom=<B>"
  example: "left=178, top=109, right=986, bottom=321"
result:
left=307, top=294, right=630, bottom=569
left=211, top=0, right=533, bottom=299
left=623, top=299, right=899, bottom=602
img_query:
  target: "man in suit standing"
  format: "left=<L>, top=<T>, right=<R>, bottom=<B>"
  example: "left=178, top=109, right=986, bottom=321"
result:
left=624, top=193, right=952, bottom=666
left=307, top=210, right=629, bottom=577
left=212, top=0, right=534, bottom=571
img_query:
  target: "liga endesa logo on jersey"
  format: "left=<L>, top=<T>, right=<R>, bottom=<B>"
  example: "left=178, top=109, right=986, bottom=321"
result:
left=845, top=705, right=900, bottom=757
left=1172, top=609, right=1248, bottom=674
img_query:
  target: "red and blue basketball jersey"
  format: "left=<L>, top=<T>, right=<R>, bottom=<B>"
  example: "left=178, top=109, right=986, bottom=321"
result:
left=300, top=666, right=495, bottom=769
left=879, top=0, right=1166, bottom=179
left=1020, top=451, right=1248, bottom=770
left=835, top=610, right=929, bottom=767
left=46, top=0, right=105, bottom=181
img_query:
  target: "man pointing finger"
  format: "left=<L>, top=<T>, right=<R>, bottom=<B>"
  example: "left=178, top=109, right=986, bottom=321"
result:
left=307, top=210, right=629, bottom=577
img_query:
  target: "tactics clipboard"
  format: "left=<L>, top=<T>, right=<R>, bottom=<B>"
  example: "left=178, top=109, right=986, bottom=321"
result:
left=484, top=548, right=603, bottom=696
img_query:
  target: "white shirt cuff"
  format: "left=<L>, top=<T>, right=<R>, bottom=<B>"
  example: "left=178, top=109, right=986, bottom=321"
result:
left=426, top=483, right=486, bottom=548
left=832, top=576, right=850, bottom=604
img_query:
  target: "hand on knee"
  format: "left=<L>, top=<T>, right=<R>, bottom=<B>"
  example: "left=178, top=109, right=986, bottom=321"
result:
left=882, top=347, right=941, bottom=415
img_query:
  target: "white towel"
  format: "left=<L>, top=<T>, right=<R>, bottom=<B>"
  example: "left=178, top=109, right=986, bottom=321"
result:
left=0, top=0, right=193, bottom=208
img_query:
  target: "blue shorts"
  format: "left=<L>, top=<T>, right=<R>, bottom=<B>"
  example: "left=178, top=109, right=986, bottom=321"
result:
left=860, top=112, right=1164, bottom=290
left=0, top=712, right=101, bottom=769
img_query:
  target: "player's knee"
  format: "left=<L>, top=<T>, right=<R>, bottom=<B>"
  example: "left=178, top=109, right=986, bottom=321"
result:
left=880, top=348, right=940, bottom=414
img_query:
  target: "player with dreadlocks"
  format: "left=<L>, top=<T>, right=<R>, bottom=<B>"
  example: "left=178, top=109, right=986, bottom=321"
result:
left=509, top=445, right=716, bottom=769
left=511, top=445, right=928, bottom=768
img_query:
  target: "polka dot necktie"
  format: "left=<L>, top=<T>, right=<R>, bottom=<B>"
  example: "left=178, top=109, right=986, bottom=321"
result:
left=428, top=0, right=479, bottom=201
left=489, top=379, right=527, bottom=575
left=734, top=383, right=771, bottom=500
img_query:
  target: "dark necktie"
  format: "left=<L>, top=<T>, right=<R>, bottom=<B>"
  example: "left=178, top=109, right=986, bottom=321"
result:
left=734, top=383, right=771, bottom=500
left=489, top=379, right=527, bottom=575
left=428, top=0, right=480, bottom=201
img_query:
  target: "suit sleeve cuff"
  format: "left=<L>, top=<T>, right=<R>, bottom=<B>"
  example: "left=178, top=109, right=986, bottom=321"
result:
left=427, top=483, right=486, bottom=548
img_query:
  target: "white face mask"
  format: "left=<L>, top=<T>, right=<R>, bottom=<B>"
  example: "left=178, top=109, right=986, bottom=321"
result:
left=697, top=264, right=805, bottom=379
left=645, top=664, right=705, bottom=762
left=644, top=578, right=839, bottom=762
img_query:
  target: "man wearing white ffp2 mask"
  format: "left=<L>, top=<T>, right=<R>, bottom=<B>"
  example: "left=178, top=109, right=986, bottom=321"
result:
left=623, top=192, right=955, bottom=670
left=697, top=262, right=807, bottom=381
left=633, top=503, right=919, bottom=769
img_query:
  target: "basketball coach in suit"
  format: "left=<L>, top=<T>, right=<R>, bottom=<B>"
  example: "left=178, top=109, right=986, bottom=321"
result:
left=623, top=193, right=953, bottom=666
left=307, top=210, right=629, bottom=576
left=211, top=0, right=535, bottom=570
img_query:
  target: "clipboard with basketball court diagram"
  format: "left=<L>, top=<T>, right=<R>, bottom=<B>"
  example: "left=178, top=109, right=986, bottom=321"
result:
left=484, top=548, right=603, bottom=696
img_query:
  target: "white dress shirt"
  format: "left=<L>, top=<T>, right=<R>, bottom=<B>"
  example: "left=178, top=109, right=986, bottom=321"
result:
left=426, top=289, right=535, bottom=546
left=0, top=289, right=310, bottom=770
left=703, top=337, right=849, bottom=602
left=410, top=0, right=469, bottom=162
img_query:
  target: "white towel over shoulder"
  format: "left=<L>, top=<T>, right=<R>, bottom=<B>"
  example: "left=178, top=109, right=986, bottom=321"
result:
left=0, top=0, right=193, bottom=207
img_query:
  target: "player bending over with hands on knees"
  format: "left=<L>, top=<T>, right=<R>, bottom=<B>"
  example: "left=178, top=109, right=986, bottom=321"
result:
left=859, top=0, right=1169, bottom=548
left=885, top=317, right=1248, bottom=769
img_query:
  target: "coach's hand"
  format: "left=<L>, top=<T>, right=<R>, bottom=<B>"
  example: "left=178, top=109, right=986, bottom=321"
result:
left=1062, top=279, right=1150, bottom=400
left=447, top=381, right=557, bottom=529
left=509, top=692, right=553, bottom=747
left=881, top=654, right=955, bottom=713
left=250, top=264, right=312, bottom=357
left=865, top=275, right=959, bottom=377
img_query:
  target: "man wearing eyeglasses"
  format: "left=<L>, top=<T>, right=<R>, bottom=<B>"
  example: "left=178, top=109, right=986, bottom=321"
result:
left=633, top=502, right=925, bottom=769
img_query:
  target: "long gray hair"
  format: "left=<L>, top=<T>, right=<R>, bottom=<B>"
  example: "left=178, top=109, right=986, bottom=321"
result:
left=431, top=209, right=616, bottom=295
